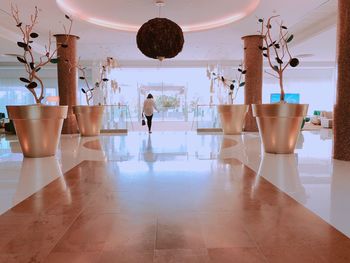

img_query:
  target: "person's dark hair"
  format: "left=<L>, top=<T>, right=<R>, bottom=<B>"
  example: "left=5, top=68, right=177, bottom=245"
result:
left=147, top=93, right=153, bottom=99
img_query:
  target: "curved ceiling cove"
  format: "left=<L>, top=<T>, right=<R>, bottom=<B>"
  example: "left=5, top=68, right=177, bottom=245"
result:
left=56, top=0, right=260, bottom=32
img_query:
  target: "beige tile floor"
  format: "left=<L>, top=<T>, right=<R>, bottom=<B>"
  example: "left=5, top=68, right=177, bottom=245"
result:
left=0, top=157, right=350, bottom=262
left=0, top=130, right=350, bottom=262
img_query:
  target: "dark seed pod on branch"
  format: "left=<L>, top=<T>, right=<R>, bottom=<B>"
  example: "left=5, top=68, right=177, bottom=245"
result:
left=289, top=58, right=299, bottom=67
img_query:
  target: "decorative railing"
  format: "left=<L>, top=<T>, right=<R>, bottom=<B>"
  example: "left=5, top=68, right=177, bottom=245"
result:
left=101, top=105, right=132, bottom=133
left=195, top=104, right=222, bottom=132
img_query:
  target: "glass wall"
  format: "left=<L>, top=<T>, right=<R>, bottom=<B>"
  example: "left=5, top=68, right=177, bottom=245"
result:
left=0, top=65, right=336, bottom=120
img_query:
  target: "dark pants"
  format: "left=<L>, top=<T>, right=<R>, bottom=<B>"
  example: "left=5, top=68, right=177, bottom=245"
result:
left=145, top=114, right=153, bottom=132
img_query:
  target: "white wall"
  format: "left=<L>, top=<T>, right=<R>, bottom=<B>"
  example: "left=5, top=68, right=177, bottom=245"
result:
left=263, top=67, right=336, bottom=113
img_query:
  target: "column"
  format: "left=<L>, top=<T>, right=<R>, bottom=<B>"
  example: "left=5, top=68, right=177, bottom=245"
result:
left=334, top=0, right=350, bottom=161
left=241, top=35, right=264, bottom=132
left=54, top=34, right=80, bottom=134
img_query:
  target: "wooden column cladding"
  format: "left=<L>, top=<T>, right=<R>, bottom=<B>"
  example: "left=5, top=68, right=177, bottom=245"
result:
left=54, top=34, right=80, bottom=134
left=241, top=35, right=264, bottom=132
left=334, top=0, right=350, bottom=161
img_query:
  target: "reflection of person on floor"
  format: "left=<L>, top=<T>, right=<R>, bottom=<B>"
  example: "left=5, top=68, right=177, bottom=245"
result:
left=143, top=135, right=157, bottom=171
left=142, top=93, right=158, bottom=134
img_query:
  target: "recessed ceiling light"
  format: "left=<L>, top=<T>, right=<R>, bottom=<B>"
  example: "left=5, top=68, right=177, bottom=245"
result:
left=56, top=0, right=260, bottom=32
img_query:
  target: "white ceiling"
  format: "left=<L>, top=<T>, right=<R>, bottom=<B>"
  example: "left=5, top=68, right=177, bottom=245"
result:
left=0, top=0, right=337, bottom=65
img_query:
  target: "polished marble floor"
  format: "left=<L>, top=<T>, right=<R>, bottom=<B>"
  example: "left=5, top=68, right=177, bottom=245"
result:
left=0, top=129, right=350, bottom=262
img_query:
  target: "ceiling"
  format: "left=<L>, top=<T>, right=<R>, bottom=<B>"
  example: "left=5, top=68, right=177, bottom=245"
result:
left=0, top=0, right=337, bottom=66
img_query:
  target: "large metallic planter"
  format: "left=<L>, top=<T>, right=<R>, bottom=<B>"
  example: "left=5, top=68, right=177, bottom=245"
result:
left=252, top=103, right=309, bottom=154
left=73, top=105, right=104, bottom=136
left=218, top=104, right=249, bottom=135
left=6, top=105, right=68, bottom=158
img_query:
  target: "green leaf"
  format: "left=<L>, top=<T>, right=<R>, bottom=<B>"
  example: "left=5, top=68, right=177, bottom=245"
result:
left=27, top=82, right=37, bottom=89
left=50, top=58, right=59, bottom=64
left=276, top=57, right=283, bottom=64
left=30, top=32, right=39, bottom=38
left=287, top=34, right=294, bottom=43
left=239, top=82, right=246, bottom=87
left=19, top=77, right=30, bottom=83
left=17, top=42, right=28, bottom=49
left=17, top=56, right=27, bottom=64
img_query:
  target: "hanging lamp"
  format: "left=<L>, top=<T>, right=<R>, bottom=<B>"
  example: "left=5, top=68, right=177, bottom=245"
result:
left=136, top=0, right=184, bottom=61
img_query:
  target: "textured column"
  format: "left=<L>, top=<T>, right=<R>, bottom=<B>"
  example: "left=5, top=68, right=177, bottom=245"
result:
left=54, top=34, right=79, bottom=134
left=241, top=35, right=264, bottom=132
left=333, top=0, right=350, bottom=161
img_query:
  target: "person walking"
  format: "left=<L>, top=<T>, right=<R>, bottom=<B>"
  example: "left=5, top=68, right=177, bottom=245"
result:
left=142, top=93, right=158, bottom=133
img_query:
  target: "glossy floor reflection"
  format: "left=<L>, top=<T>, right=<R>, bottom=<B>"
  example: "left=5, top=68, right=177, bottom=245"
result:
left=0, top=130, right=349, bottom=262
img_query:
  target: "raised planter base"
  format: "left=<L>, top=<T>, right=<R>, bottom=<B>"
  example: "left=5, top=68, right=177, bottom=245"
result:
left=73, top=105, right=104, bottom=136
left=218, top=104, right=249, bottom=135
left=6, top=105, right=68, bottom=158
left=252, top=103, right=308, bottom=154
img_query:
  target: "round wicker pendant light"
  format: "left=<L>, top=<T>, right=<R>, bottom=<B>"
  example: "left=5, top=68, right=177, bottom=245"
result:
left=136, top=1, right=184, bottom=61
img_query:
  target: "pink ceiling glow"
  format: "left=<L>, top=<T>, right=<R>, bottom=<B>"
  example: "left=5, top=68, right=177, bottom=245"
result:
left=56, top=0, right=260, bottom=32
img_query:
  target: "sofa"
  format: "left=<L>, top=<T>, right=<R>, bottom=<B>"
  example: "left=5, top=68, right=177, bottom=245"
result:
left=310, top=110, right=333, bottom=128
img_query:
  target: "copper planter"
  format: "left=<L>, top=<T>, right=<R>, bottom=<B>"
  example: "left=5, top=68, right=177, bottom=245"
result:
left=73, top=105, right=104, bottom=136
left=252, top=103, right=309, bottom=154
left=6, top=105, right=68, bottom=158
left=218, top=104, right=249, bottom=135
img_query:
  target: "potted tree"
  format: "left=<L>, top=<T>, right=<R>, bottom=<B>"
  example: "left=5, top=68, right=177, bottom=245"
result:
left=209, top=64, right=249, bottom=134
left=252, top=16, right=308, bottom=154
left=3, top=5, right=73, bottom=157
left=72, top=60, right=109, bottom=136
